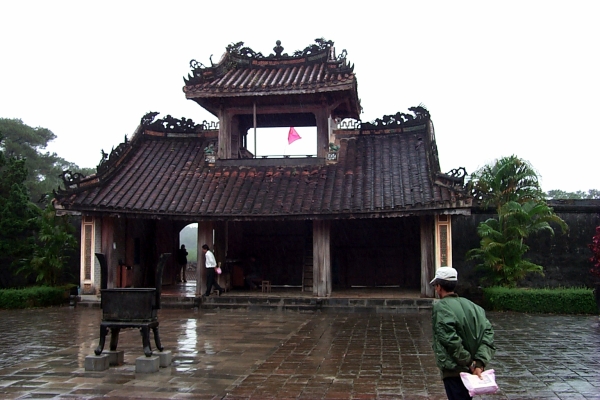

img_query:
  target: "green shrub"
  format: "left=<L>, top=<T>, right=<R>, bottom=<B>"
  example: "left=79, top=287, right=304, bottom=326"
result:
left=482, top=286, right=597, bottom=314
left=0, top=286, right=69, bottom=309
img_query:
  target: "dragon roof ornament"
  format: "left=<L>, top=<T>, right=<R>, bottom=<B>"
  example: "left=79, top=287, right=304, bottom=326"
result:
left=360, top=106, right=431, bottom=130
left=141, top=112, right=201, bottom=133
left=184, top=38, right=352, bottom=86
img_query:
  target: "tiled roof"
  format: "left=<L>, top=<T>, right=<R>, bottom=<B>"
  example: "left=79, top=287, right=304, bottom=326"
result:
left=184, top=57, right=355, bottom=97
left=183, top=39, right=360, bottom=119
left=55, top=126, right=471, bottom=220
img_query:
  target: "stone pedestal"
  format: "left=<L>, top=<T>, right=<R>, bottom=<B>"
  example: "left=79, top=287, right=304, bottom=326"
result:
left=156, top=350, right=172, bottom=367
left=135, top=355, right=159, bottom=373
left=105, top=350, right=124, bottom=366
left=85, top=354, right=109, bottom=371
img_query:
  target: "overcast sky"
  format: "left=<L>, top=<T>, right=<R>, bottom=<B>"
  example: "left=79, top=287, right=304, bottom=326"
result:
left=1, top=1, right=598, bottom=192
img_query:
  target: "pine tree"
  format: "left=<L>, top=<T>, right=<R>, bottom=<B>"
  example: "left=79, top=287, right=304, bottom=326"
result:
left=0, top=136, right=40, bottom=287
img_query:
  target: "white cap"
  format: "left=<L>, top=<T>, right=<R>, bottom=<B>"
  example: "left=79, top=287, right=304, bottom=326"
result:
left=430, top=266, right=458, bottom=285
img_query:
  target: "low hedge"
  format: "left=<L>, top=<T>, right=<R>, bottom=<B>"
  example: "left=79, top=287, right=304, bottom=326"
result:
left=482, top=286, right=597, bottom=314
left=0, top=286, right=71, bottom=309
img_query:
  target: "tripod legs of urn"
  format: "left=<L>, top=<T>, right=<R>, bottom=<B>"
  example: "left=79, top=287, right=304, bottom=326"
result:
left=95, top=323, right=163, bottom=357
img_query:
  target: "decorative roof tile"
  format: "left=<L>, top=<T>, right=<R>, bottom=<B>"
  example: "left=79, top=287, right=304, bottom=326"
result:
left=183, top=39, right=357, bottom=101
left=55, top=113, right=471, bottom=220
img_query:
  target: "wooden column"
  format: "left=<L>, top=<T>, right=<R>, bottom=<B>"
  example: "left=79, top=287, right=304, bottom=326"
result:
left=101, top=217, right=116, bottom=288
left=435, top=215, right=453, bottom=268
left=218, top=109, right=231, bottom=160
left=196, top=221, right=214, bottom=296
left=313, top=220, right=331, bottom=297
left=420, top=215, right=436, bottom=298
left=315, top=109, right=329, bottom=159
left=81, top=216, right=99, bottom=294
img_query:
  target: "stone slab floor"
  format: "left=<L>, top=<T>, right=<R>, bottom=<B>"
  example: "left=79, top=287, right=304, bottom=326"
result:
left=0, top=307, right=599, bottom=399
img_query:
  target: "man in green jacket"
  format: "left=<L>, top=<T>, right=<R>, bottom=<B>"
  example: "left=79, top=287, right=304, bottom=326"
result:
left=431, top=266, right=495, bottom=400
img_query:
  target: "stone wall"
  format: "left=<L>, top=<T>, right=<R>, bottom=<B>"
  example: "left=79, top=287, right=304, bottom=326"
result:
left=452, top=201, right=600, bottom=290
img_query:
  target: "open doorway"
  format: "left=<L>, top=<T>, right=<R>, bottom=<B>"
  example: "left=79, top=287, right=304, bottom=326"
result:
left=178, top=223, right=198, bottom=282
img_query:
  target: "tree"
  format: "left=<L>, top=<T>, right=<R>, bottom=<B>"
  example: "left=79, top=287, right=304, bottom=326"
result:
left=1, top=128, right=82, bottom=288
left=546, top=189, right=600, bottom=200
left=0, top=118, right=95, bottom=203
left=0, top=135, right=40, bottom=288
left=466, top=155, right=568, bottom=287
left=468, top=155, right=544, bottom=210
left=467, top=200, right=568, bottom=287
left=16, top=202, right=77, bottom=286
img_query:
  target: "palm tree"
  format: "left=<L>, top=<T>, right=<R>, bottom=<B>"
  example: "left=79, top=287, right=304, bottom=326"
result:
left=467, top=200, right=568, bottom=287
left=466, top=156, right=568, bottom=287
left=468, top=155, right=544, bottom=211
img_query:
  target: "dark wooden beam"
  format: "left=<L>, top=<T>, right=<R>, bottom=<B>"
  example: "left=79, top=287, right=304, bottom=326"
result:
left=420, top=215, right=435, bottom=298
left=313, top=220, right=331, bottom=297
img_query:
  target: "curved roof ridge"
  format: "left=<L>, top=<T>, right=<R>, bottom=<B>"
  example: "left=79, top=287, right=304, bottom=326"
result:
left=184, top=38, right=353, bottom=86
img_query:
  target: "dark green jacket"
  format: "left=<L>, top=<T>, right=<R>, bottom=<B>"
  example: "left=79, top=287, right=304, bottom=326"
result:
left=431, top=294, right=495, bottom=378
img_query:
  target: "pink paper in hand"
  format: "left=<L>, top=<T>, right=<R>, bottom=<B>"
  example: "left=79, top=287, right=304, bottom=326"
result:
left=459, top=369, right=499, bottom=396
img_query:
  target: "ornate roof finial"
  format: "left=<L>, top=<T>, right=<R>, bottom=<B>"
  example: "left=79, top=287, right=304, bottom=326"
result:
left=273, top=40, right=284, bottom=57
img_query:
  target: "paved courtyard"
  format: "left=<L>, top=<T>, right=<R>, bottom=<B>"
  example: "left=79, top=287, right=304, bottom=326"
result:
left=0, top=307, right=598, bottom=399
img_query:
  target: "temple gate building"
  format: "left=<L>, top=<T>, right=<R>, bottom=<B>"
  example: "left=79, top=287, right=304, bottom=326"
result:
left=54, top=39, right=471, bottom=299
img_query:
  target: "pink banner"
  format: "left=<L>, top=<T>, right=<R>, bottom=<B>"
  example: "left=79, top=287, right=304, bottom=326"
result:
left=288, top=127, right=301, bottom=144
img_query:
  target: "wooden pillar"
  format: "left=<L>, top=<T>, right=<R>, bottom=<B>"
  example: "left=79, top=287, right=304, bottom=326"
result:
left=81, top=216, right=99, bottom=294
left=218, top=109, right=231, bottom=160
left=420, top=215, right=435, bottom=298
left=230, top=115, right=241, bottom=158
left=112, top=218, right=127, bottom=288
left=196, top=221, right=214, bottom=296
left=101, top=217, right=116, bottom=288
left=435, top=215, right=452, bottom=268
left=313, top=220, right=331, bottom=297
left=315, top=109, right=329, bottom=159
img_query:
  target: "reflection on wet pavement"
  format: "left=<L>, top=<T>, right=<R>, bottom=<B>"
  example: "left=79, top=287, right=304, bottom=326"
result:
left=0, top=307, right=598, bottom=399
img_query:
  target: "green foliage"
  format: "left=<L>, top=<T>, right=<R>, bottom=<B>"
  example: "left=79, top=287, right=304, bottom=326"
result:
left=588, top=226, right=600, bottom=280
left=0, top=118, right=94, bottom=203
left=468, top=155, right=545, bottom=211
left=0, top=120, right=88, bottom=288
left=16, top=202, right=77, bottom=286
left=466, top=156, right=568, bottom=287
left=187, top=249, right=198, bottom=262
left=546, top=189, right=600, bottom=200
left=0, top=286, right=68, bottom=309
left=467, top=201, right=567, bottom=287
left=482, top=286, right=597, bottom=314
left=0, top=137, right=41, bottom=287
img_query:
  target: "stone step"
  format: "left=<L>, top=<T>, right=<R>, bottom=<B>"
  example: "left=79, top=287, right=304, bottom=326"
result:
left=321, top=298, right=433, bottom=314
left=75, top=296, right=199, bottom=309
left=75, top=294, right=432, bottom=313
left=202, top=296, right=316, bottom=312
left=201, top=296, right=433, bottom=313
left=160, top=296, right=199, bottom=309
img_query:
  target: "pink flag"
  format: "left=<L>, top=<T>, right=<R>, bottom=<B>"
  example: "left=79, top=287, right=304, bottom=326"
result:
left=288, top=127, right=301, bottom=144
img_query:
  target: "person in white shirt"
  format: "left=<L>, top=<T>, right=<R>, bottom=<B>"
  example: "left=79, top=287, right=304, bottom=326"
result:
left=202, top=244, right=224, bottom=296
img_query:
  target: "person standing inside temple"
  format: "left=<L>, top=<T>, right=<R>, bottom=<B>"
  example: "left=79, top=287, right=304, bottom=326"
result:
left=202, top=244, right=224, bottom=296
left=177, top=244, right=188, bottom=282
left=431, top=266, right=495, bottom=400
left=244, top=255, right=263, bottom=290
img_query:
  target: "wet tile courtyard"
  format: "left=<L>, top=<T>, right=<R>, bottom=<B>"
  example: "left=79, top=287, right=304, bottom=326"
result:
left=0, top=307, right=598, bottom=399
